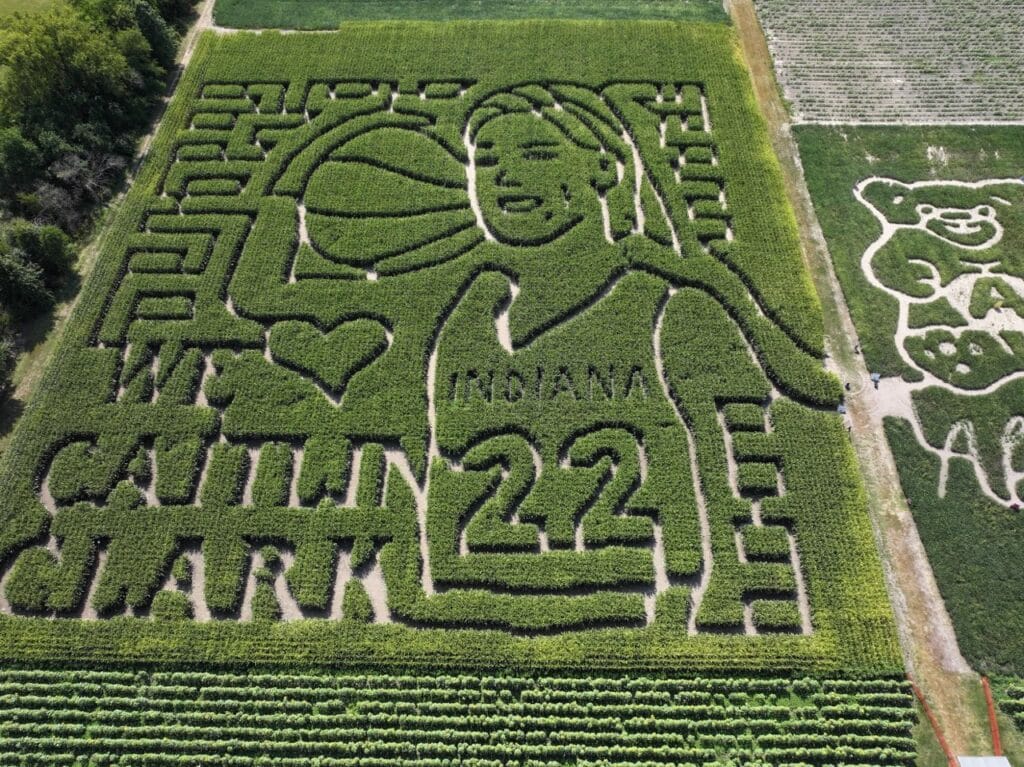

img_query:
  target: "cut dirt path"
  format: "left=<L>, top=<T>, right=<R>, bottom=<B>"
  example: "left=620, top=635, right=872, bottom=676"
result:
left=726, top=0, right=990, bottom=755
left=183, top=0, right=216, bottom=60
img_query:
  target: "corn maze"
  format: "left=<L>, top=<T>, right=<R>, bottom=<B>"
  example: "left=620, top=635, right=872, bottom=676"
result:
left=0, top=25, right=897, bottom=677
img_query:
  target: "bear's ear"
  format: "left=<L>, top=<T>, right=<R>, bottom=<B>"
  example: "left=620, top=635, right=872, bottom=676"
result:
left=858, top=178, right=917, bottom=224
left=985, top=182, right=1024, bottom=209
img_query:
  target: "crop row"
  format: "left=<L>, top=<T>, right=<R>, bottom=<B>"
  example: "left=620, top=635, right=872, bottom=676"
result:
left=754, top=0, right=1024, bottom=123
left=0, top=670, right=915, bottom=766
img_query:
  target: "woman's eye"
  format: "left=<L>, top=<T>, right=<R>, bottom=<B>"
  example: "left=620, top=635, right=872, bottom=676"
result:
left=523, top=149, right=558, bottom=160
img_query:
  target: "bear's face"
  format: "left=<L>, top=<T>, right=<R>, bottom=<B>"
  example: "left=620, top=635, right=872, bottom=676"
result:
left=854, top=176, right=1024, bottom=391
left=914, top=200, right=1000, bottom=248
left=857, top=177, right=1024, bottom=251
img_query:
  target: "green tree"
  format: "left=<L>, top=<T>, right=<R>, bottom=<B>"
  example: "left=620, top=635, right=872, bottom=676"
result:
left=4, top=219, right=75, bottom=288
left=0, top=4, right=151, bottom=140
left=72, top=0, right=171, bottom=86
left=151, top=0, right=196, bottom=28
left=0, top=249, right=54, bottom=320
left=0, top=127, right=42, bottom=192
left=133, top=1, right=177, bottom=70
left=0, top=311, right=16, bottom=402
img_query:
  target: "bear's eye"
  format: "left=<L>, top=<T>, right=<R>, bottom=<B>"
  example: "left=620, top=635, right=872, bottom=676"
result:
left=920, top=206, right=934, bottom=215
left=979, top=206, right=992, bottom=216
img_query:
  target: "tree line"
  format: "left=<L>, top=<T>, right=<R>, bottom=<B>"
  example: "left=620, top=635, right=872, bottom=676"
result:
left=0, top=0, right=197, bottom=401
